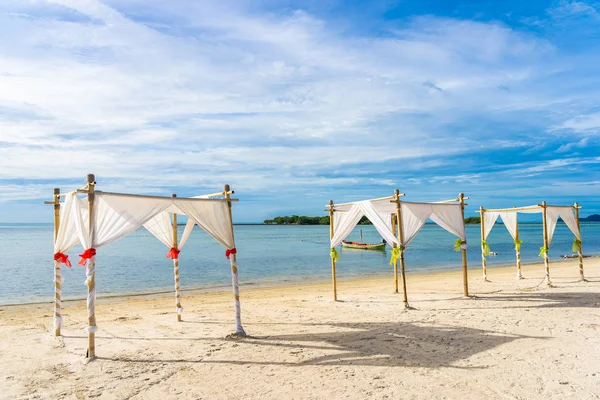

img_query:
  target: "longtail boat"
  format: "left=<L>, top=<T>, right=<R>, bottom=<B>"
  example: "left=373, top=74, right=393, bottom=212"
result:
left=341, top=240, right=386, bottom=250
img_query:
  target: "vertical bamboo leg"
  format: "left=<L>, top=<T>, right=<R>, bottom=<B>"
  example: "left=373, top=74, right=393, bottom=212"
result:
left=480, top=207, right=487, bottom=281
left=459, top=193, right=469, bottom=297
left=225, top=184, right=245, bottom=335
left=86, top=174, right=96, bottom=358
left=53, top=188, right=62, bottom=336
left=329, top=200, right=337, bottom=301
left=515, top=218, right=523, bottom=279
left=391, top=214, right=399, bottom=294
left=172, top=194, right=182, bottom=321
left=542, top=201, right=551, bottom=287
left=574, top=202, right=585, bottom=281
left=394, top=189, right=409, bottom=308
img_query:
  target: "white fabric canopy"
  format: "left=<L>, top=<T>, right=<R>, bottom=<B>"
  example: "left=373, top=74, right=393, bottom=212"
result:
left=399, top=203, right=433, bottom=246
left=499, top=213, right=518, bottom=240
left=483, top=212, right=500, bottom=240
left=330, top=204, right=371, bottom=248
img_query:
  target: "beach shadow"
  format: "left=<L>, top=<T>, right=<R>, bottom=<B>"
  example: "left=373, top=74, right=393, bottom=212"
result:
left=93, top=321, right=534, bottom=369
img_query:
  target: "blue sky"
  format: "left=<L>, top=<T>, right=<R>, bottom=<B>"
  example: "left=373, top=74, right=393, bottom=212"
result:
left=0, top=0, right=599, bottom=222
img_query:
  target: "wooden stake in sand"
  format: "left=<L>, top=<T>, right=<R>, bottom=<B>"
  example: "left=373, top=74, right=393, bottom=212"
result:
left=329, top=200, right=337, bottom=302
left=172, top=194, right=182, bottom=322
left=394, top=189, right=409, bottom=308
left=224, top=184, right=245, bottom=335
left=541, top=201, right=551, bottom=286
left=574, top=202, right=585, bottom=281
left=86, top=174, right=96, bottom=358
left=480, top=206, right=487, bottom=281
left=459, top=193, right=469, bottom=297
left=53, top=188, right=62, bottom=336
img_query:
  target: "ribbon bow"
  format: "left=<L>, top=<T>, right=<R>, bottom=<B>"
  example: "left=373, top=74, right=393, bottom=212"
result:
left=389, top=247, right=401, bottom=266
left=481, top=240, right=490, bottom=257
left=166, top=248, right=180, bottom=259
left=78, top=248, right=96, bottom=266
left=538, top=246, right=548, bottom=258
left=514, top=239, right=523, bottom=252
left=225, top=248, right=237, bottom=259
left=53, top=252, right=72, bottom=268
left=572, top=238, right=582, bottom=253
left=330, top=248, right=340, bottom=262
left=454, top=239, right=467, bottom=252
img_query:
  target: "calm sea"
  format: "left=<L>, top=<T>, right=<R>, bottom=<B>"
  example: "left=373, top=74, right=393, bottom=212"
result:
left=0, top=223, right=598, bottom=305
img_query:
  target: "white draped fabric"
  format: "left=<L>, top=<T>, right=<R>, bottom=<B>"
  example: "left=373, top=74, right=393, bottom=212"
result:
left=52, top=192, right=80, bottom=331
left=175, top=199, right=234, bottom=249
left=399, top=203, right=433, bottom=246
left=355, top=201, right=399, bottom=246
left=499, top=213, right=518, bottom=240
left=143, top=211, right=177, bottom=248
left=430, top=204, right=466, bottom=241
left=483, top=212, right=500, bottom=240
left=330, top=205, right=366, bottom=248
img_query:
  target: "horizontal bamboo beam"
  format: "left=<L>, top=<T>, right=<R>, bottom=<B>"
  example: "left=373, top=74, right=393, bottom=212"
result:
left=330, top=194, right=404, bottom=207
left=74, top=190, right=238, bottom=202
left=478, top=205, right=540, bottom=213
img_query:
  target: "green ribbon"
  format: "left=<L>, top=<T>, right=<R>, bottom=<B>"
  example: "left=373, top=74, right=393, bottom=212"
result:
left=514, top=239, right=523, bottom=252
left=330, top=248, right=340, bottom=262
left=454, top=239, right=467, bottom=252
left=538, top=246, right=548, bottom=258
left=389, top=247, right=401, bottom=266
left=572, top=238, right=582, bottom=253
left=481, top=240, right=490, bottom=257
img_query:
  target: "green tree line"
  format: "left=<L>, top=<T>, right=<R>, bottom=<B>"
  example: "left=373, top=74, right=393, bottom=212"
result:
left=264, top=215, right=482, bottom=225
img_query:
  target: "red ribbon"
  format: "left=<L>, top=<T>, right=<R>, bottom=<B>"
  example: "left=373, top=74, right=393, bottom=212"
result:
left=166, top=248, right=180, bottom=259
left=78, top=248, right=96, bottom=266
left=53, top=252, right=72, bottom=268
left=225, top=248, right=237, bottom=259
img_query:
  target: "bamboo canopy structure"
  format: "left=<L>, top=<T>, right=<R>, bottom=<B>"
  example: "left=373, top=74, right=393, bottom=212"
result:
left=478, top=202, right=584, bottom=284
left=327, top=191, right=470, bottom=303
left=46, top=174, right=245, bottom=358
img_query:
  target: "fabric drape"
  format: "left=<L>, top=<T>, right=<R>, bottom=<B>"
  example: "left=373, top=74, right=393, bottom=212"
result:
left=355, top=201, right=399, bottom=247
left=430, top=204, right=466, bottom=241
left=499, top=212, right=518, bottom=240
left=330, top=205, right=365, bottom=248
left=483, top=212, right=500, bottom=240
left=400, top=203, right=433, bottom=246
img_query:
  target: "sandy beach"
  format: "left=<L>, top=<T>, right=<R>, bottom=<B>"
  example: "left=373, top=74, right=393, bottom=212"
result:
left=1, top=258, right=599, bottom=400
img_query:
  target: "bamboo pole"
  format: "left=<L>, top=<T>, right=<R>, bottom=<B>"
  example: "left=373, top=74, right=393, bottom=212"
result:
left=53, top=188, right=62, bottom=336
left=480, top=206, right=487, bottom=281
left=86, top=174, right=96, bottom=358
left=391, top=213, right=399, bottom=294
left=515, top=216, right=522, bottom=279
left=172, top=194, right=182, bottom=322
left=329, top=200, right=337, bottom=301
left=394, top=189, right=409, bottom=308
left=541, top=201, right=551, bottom=286
left=574, top=202, right=585, bottom=281
left=224, top=184, right=245, bottom=335
left=478, top=205, right=541, bottom=213
left=459, top=193, right=469, bottom=297
left=333, top=195, right=395, bottom=207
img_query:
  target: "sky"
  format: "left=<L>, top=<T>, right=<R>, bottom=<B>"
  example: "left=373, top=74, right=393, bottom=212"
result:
left=0, top=0, right=599, bottom=223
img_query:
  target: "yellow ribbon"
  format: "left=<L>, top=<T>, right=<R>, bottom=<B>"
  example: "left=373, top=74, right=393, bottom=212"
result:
left=514, top=239, right=523, bottom=252
left=454, top=239, right=466, bottom=252
left=538, top=246, right=548, bottom=258
left=330, top=248, right=340, bottom=262
left=481, top=240, right=490, bottom=256
left=389, top=247, right=400, bottom=266
left=572, top=238, right=582, bottom=253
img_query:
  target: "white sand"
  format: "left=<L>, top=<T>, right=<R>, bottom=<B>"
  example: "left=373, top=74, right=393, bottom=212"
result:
left=1, top=258, right=599, bottom=399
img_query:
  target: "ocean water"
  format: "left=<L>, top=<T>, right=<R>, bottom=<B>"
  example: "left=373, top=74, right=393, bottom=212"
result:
left=0, top=223, right=598, bottom=305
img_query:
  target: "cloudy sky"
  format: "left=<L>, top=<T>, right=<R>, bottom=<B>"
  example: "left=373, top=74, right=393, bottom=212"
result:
left=1, top=0, right=599, bottom=222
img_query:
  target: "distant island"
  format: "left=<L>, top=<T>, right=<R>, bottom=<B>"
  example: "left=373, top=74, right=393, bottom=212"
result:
left=583, top=214, right=600, bottom=222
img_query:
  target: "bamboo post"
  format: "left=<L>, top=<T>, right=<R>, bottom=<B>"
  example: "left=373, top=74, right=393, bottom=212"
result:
left=541, top=201, right=551, bottom=286
left=459, top=193, right=469, bottom=297
left=574, top=202, right=585, bottom=281
left=394, top=189, right=409, bottom=308
left=391, top=213, right=399, bottom=294
left=224, top=184, right=245, bottom=335
left=515, top=217, right=523, bottom=279
left=53, top=188, right=62, bottom=336
left=480, top=206, right=488, bottom=281
left=172, top=194, right=182, bottom=322
left=329, top=200, right=337, bottom=301
left=86, top=174, right=96, bottom=358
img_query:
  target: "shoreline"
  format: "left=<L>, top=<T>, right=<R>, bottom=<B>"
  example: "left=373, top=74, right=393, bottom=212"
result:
left=2, top=255, right=594, bottom=308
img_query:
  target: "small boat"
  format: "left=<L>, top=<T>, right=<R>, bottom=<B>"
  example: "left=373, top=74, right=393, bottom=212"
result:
left=342, top=240, right=386, bottom=250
